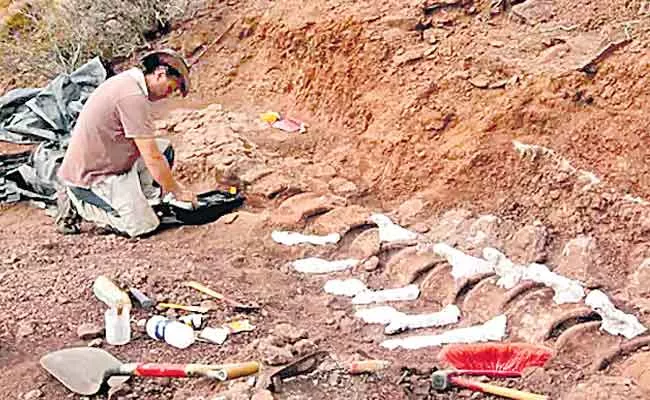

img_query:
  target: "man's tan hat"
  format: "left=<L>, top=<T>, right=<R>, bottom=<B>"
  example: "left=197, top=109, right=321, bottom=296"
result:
left=140, top=49, right=191, bottom=97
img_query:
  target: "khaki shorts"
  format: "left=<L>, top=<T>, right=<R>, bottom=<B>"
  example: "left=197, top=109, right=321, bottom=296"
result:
left=67, top=138, right=170, bottom=237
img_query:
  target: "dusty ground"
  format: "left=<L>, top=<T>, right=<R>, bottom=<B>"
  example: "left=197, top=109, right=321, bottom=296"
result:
left=2, top=0, right=650, bottom=399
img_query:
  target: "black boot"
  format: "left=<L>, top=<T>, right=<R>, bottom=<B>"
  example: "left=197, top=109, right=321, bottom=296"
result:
left=54, top=189, right=81, bottom=235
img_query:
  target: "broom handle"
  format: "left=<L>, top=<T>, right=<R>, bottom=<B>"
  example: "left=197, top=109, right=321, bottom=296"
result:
left=451, top=376, right=548, bottom=400
left=454, top=369, right=522, bottom=379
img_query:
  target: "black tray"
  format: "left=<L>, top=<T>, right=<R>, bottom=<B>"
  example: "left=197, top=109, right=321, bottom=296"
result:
left=161, top=189, right=245, bottom=226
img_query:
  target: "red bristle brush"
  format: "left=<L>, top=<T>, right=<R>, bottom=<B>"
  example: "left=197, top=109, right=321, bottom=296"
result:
left=432, top=343, right=554, bottom=400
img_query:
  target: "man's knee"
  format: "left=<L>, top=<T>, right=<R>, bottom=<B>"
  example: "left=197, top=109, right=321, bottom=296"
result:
left=116, top=200, right=160, bottom=237
left=69, top=184, right=160, bottom=238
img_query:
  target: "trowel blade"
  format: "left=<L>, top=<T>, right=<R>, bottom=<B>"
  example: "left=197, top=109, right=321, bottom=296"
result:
left=40, top=347, right=129, bottom=395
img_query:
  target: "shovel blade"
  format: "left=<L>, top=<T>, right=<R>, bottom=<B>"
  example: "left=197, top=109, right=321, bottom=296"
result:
left=40, top=347, right=128, bottom=395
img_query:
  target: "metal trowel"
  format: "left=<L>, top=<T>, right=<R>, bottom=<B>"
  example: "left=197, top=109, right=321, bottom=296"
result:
left=41, top=347, right=260, bottom=395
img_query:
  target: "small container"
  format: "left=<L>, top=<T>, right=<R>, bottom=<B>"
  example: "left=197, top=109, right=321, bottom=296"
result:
left=105, top=306, right=131, bottom=346
left=146, top=316, right=195, bottom=349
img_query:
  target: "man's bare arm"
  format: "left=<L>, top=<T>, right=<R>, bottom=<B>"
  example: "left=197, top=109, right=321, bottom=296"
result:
left=134, top=138, right=196, bottom=203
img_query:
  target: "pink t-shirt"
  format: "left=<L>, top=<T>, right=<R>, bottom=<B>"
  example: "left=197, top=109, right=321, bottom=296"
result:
left=58, top=69, right=154, bottom=188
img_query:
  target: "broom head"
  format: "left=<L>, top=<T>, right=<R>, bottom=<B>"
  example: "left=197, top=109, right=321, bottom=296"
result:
left=438, top=343, right=554, bottom=373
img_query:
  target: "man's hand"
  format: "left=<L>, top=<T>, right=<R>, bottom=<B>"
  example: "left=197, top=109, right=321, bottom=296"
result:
left=171, top=186, right=198, bottom=206
left=134, top=138, right=200, bottom=207
left=134, top=137, right=188, bottom=191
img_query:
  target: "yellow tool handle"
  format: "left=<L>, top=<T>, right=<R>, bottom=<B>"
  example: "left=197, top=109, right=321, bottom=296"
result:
left=157, top=303, right=210, bottom=313
left=220, top=362, right=261, bottom=379
left=453, top=377, right=548, bottom=400
left=185, top=362, right=260, bottom=380
left=184, top=281, right=225, bottom=300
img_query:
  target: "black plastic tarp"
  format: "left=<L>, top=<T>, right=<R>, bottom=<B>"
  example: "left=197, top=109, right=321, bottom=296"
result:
left=0, top=58, right=107, bottom=204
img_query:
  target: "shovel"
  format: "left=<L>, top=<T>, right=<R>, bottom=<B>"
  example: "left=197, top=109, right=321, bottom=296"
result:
left=266, top=351, right=329, bottom=392
left=41, top=347, right=260, bottom=395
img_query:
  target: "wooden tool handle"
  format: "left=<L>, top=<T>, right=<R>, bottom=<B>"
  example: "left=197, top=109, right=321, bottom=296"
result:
left=219, top=362, right=261, bottom=379
left=184, top=281, right=226, bottom=300
left=455, top=370, right=522, bottom=379
left=184, top=281, right=250, bottom=309
left=451, top=377, right=548, bottom=400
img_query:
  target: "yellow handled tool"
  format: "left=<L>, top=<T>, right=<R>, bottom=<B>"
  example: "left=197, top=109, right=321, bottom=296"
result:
left=433, top=343, right=553, bottom=400
left=452, top=376, right=547, bottom=400
left=184, top=281, right=227, bottom=300
left=184, top=281, right=260, bottom=312
left=220, top=362, right=261, bottom=380
left=432, top=372, right=548, bottom=400
left=156, top=303, right=210, bottom=314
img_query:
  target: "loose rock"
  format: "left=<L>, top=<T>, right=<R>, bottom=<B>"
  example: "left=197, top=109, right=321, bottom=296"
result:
left=251, top=390, right=274, bottom=400
left=412, top=223, right=430, bottom=233
left=329, top=177, right=358, bottom=197
left=273, top=192, right=347, bottom=227
left=556, top=235, right=600, bottom=284
left=467, top=215, right=501, bottom=248
left=223, top=381, right=252, bottom=400
left=309, top=205, right=369, bottom=236
left=349, top=228, right=380, bottom=259
left=17, top=321, right=35, bottom=338
left=393, top=45, right=431, bottom=66
left=505, top=222, right=548, bottom=264
left=240, top=167, right=274, bottom=185
left=292, top=339, right=318, bottom=356
left=328, top=370, right=341, bottom=386
left=362, top=256, right=380, bottom=272
left=621, top=351, right=650, bottom=394
left=22, top=389, right=43, bottom=400
left=77, top=323, right=105, bottom=340
left=426, top=209, right=473, bottom=244
left=259, top=339, right=294, bottom=366
left=273, top=323, right=308, bottom=344
left=469, top=75, right=490, bottom=88
left=385, top=247, right=442, bottom=285
left=250, top=173, right=292, bottom=199
left=395, top=198, right=426, bottom=226
left=108, top=383, right=132, bottom=400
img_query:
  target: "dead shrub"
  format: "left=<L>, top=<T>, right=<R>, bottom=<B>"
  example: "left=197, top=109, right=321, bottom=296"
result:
left=0, top=0, right=199, bottom=83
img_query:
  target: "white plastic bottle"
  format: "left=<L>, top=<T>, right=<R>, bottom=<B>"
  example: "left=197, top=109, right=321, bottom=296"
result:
left=146, top=316, right=196, bottom=349
left=105, top=306, right=131, bottom=345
